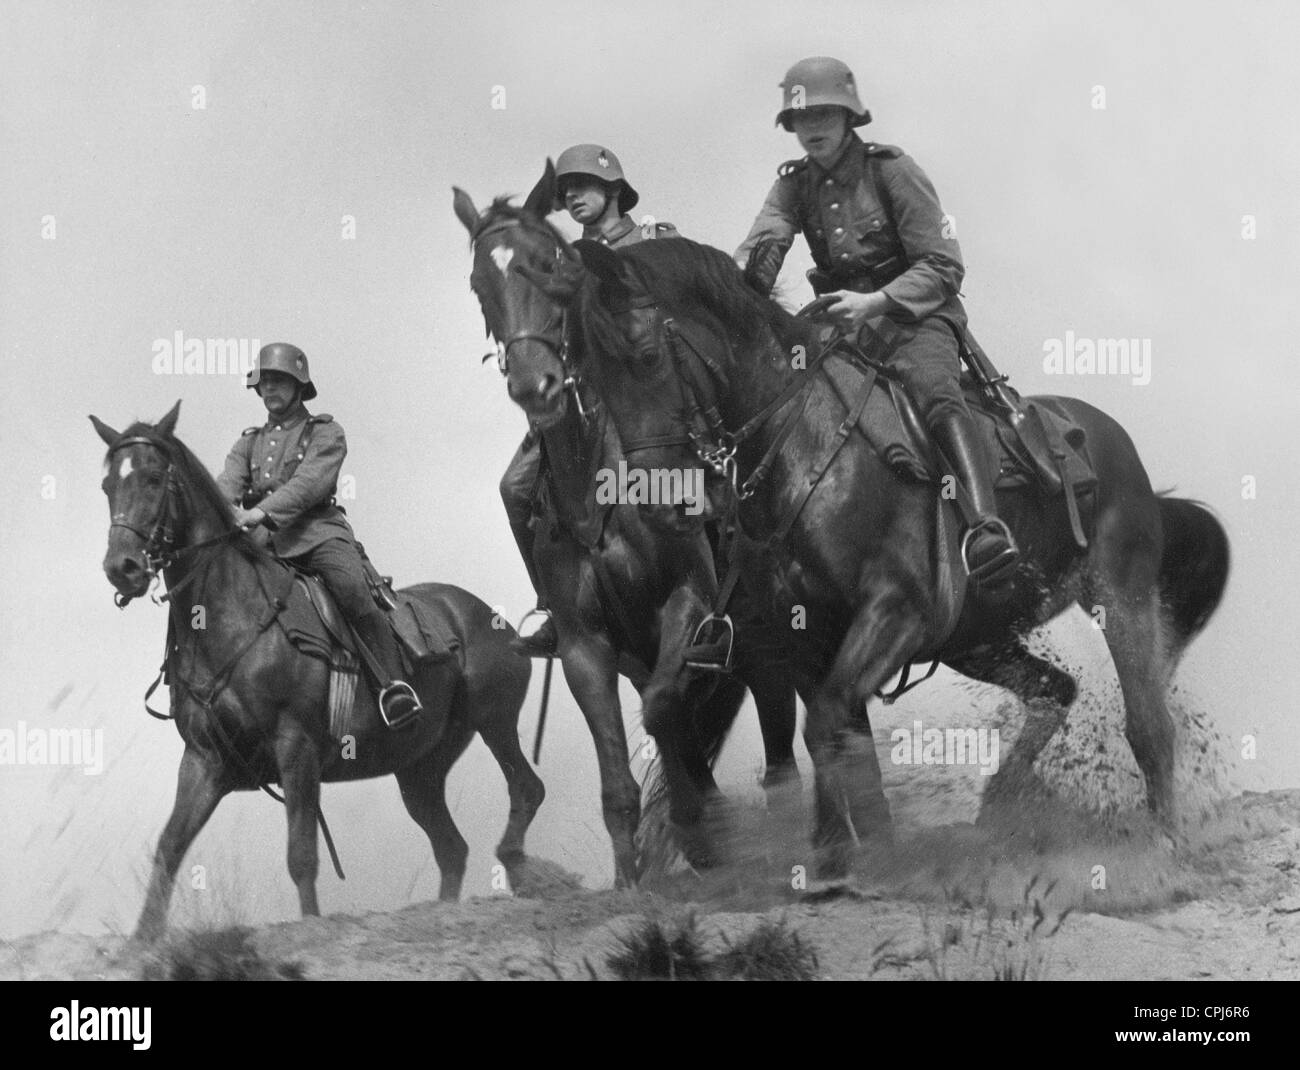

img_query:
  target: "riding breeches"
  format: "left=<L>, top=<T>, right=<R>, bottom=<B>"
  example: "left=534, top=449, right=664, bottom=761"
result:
left=499, top=431, right=542, bottom=527
left=861, top=316, right=970, bottom=425
left=284, top=537, right=375, bottom=621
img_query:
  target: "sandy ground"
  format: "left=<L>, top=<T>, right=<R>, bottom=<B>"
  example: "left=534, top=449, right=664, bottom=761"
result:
left=7, top=689, right=1300, bottom=981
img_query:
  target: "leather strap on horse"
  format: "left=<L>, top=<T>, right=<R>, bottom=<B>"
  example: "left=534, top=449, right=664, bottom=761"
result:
left=773, top=362, right=879, bottom=543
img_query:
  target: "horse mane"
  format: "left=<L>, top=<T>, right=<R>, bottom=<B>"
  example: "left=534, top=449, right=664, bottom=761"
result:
left=617, top=238, right=812, bottom=353
left=113, top=422, right=263, bottom=560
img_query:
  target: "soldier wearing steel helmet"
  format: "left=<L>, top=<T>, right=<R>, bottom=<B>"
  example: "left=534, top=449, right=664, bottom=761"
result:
left=216, top=342, right=422, bottom=728
left=735, top=56, right=1018, bottom=586
left=553, top=143, right=678, bottom=249
left=502, top=144, right=680, bottom=657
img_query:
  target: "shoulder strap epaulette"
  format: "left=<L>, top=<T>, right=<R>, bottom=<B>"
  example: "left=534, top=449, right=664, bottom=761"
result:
left=777, top=156, right=809, bottom=179
left=240, top=426, right=259, bottom=437
left=864, top=142, right=905, bottom=159
left=307, top=413, right=333, bottom=424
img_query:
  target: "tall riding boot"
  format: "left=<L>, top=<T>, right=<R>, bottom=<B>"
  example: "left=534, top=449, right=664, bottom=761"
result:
left=930, top=412, right=1020, bottom=587
left=354, top=609, right=422, bottom=729
left=509, top=516, right=557, bottom=658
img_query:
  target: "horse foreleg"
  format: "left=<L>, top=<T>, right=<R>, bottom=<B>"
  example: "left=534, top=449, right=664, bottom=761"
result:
left=558, top=635, right=641, bottom=888
left=804, top=594, right=927, bottom=878
left=742, top=655, right=800, bottom=794
left=640, top=586, right=722, bottom=868
left=273, top=723, right=324, bottom=918
left=134, top=745, right=227, bottom=943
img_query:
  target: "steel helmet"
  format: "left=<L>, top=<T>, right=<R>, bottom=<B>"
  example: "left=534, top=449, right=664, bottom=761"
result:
left=775, top=56, right=872, bottom=131
left=246, top=342, right=317, bottom=400
left=553, top=144, right=640, bottom=214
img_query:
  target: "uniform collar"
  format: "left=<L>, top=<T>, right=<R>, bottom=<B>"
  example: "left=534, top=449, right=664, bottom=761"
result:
left=265, top=406, right=310, bottom=431
left=807, top=132, right=866, bottom=188
left=584, top=214, right=636, bottom=245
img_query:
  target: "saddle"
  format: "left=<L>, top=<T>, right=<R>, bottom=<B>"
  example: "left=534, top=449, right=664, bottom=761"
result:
left=819, top=331, right=1098, bottom=541
left=277, top=558, right=463, bottom=742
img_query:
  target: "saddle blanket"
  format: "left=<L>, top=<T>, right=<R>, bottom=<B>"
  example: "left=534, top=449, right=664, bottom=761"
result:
left=277, top=572, right=463, bottom=740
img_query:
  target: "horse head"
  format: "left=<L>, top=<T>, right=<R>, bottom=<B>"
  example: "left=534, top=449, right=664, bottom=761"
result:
left=91, top=401, right=189, bottom=602
left=453, top=162, right=586, bottom=430
left=91, top=401, right=236, bottom=606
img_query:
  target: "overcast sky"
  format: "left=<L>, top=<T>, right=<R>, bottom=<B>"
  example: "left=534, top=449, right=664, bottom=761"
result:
left=2, top=0, right=1297, bottom=938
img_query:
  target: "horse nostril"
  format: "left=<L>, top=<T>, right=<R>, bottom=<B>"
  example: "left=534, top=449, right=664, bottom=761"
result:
left=118, top=556, right=142, bottom=579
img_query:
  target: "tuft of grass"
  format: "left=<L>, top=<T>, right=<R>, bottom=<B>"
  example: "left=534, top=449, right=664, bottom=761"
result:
left=606, top=914, right=819, bottom=981
left=141, top=926, right=304, bottom=981
left=921, top=875, right=1070, bottom=982
left=714, top=918, right=819, bottom=981
left=605, top=914, right=711, bottom=981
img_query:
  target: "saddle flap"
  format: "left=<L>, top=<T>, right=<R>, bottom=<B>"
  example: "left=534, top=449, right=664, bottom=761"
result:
left=276, top=572, right=353, bottom=665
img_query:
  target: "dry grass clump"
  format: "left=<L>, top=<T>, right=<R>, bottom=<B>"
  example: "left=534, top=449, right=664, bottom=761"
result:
left=141, top=926, right=304, bottom=981
left=606, top=914, right=818, bottom=981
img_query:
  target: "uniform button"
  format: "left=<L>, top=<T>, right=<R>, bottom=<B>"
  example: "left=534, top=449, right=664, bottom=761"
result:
left=872, top=220, right=882, bottom=229
left=267, top=456, right=274, bottom=463
left=297, top=453, right=303, bottom=460
left=275, top=425, right=282, bottom=431
left=830, top=203, right=839, bottom=210
left=269, top=440, right=276, bottom=446
left=840, top=253, right=850, bottom=260
left=824, top=179, right=833, bottom=186
left=834, top=227, right=844, bottom=235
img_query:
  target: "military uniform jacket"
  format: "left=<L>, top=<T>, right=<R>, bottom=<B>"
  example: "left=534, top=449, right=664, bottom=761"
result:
left=584, top=214, right=679, bottom=249
left=735, top=134, right=966, bottom=325
left=216, top=407, right=355, bottom=558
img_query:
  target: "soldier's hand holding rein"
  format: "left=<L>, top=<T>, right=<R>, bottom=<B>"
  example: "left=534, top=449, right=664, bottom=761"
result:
left=233, top=506, right=266, bottom=530
left=823, top=289, right=893, bottom=330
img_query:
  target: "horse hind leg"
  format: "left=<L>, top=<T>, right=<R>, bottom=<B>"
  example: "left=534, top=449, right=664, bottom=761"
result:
left=1083, top=515, right=1177, bottom=821
left=948, top=638, right=1078, bottom=814
left=395, top=723, right=476, bottom=900
left=134, top=746, right=228, bottom=942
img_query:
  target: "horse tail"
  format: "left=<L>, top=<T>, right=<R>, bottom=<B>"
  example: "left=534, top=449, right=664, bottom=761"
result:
left=1156, top=495, right=1230, bottom=664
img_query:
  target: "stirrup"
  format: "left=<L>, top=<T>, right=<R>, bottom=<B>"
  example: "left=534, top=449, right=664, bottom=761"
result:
left=685, top=613, right=734, bottom=673
left=960, top=517, right=1020, bottom=586
left=516, top=607, right=553, bottom=634
left=513, top=607, right=556, bottom=658
left=378, top=680, right=422, bottom=730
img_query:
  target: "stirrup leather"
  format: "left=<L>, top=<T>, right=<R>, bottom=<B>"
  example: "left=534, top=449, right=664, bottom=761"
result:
left=960, top=517, right=1019, bottom=585
left=685, top=613, right=735, bottom=673
left=378, top=680, right=422, bottom=730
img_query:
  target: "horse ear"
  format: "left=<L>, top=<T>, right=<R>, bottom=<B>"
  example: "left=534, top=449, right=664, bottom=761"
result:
left=89, top=415, right=120, bottom=447
left=452, top=186, right=480, bottom=234
left=156, top=399, right=182, bottom=437
left=574, top=239, right=625, bottom=284
left=522, top=159, right=556, bottom=218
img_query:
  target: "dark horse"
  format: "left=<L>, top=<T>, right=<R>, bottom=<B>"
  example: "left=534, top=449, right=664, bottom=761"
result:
left=495, top=196, right=1231, bottom=874
left=453, top=176, right=802, bottom=877
left=93, top=402, right=543, bottom=939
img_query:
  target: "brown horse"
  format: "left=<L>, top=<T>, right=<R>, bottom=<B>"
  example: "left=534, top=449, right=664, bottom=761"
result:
left=552, top=234, right=1231, bottom=874
left=93, top=402, right=543, bottom=940
left=453, top=179, right=803, bottom=876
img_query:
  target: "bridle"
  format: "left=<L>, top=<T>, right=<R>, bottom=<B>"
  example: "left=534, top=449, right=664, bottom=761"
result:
left=107, top=436, right=235, bottom=608
left=470, top=214, right=594, bottom=420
